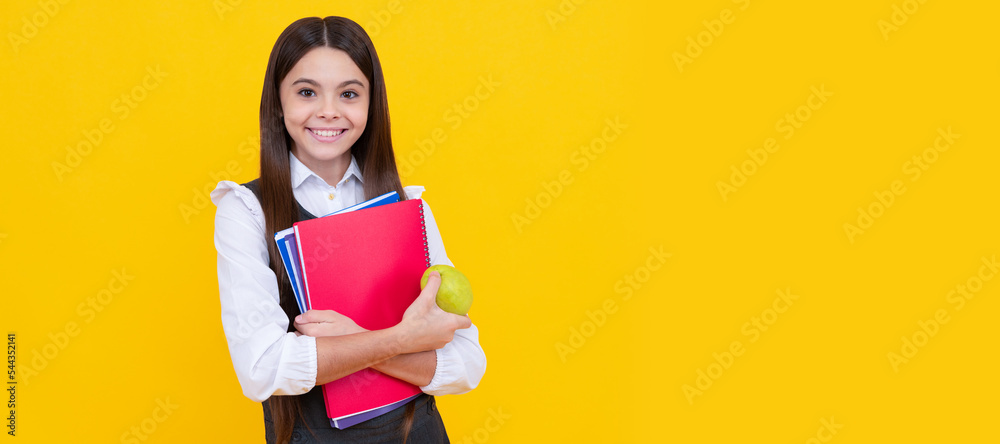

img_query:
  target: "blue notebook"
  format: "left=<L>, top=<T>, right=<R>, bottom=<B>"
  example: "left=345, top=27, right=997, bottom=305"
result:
left=273, top=191, right=400, bottom=314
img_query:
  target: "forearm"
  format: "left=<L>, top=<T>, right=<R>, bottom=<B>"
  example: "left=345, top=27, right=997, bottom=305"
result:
left=306, top=271, right=471, bottom=387
left=372, top=350, right=437, bottom=387
left=314, top=328, right=404, bottom=386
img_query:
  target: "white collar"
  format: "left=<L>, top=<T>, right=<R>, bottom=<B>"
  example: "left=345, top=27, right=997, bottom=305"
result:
left=289, top=151, right=364, bottom=189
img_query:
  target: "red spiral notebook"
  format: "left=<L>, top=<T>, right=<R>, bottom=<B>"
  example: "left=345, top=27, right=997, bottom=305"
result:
left=293, top=198, right=429, bottom=427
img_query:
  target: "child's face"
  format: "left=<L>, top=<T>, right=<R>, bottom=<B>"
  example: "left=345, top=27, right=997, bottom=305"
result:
left=279, top=47, right=370, bottom=171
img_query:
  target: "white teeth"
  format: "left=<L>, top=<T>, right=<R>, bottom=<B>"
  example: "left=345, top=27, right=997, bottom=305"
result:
left=312, top=129, right=344, bottom=137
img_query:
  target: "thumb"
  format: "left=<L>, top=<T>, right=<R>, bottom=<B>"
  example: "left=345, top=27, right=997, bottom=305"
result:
left=420, top=271, right=442, bottom=306
left=295, top=310, right=312, bottom=324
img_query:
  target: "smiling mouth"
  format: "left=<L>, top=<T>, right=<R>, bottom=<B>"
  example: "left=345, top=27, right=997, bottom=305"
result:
left=310, top=128, right=346, bottom=137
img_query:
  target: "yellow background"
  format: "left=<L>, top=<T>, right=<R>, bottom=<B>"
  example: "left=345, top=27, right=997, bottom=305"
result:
left=2, top=0, right=998, bottom=442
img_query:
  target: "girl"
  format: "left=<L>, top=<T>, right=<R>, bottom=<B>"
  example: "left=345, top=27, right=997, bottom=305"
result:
left=210, top=16, right=486, bottom=444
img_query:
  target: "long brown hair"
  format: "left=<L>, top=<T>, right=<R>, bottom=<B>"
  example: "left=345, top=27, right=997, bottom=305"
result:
left=258, top=16, right=411, bottom=444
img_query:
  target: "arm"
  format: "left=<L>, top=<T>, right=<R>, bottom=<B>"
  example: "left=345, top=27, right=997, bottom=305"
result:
left=312, top=330, right=406, bottom=385
left=293, top=311, right=437, bottom=386
left=212, top=182, right=319, bottom=402
left=372, top=351, right=437, bottom=387
left=295, top=193, right=487, bottom=392
left=298, top=271, right=471, bottom=386
left=305, top=320, right=486, bottom=393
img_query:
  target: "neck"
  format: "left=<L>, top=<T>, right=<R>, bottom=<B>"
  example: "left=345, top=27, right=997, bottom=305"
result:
left=291, top=149, right=352, bottom=186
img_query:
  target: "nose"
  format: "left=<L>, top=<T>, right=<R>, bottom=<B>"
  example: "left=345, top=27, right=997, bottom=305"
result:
left=317, top=96, right=340, bottom=120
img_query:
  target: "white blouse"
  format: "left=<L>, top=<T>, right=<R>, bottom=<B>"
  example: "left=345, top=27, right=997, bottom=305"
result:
left=210, top=152, right=486, bottom=403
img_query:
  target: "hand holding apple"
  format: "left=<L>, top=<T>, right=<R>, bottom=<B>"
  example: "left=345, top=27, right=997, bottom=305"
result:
left=397, top=270, right=472, bottom=353
left=420, top=265, right=474, bottom=315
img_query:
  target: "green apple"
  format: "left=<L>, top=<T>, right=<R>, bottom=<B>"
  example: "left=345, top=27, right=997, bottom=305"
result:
left=420, top=264, right=473, bottom=315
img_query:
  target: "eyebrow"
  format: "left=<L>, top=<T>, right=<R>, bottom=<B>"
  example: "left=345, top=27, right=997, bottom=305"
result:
left=290, top=78, right=366, bottom=89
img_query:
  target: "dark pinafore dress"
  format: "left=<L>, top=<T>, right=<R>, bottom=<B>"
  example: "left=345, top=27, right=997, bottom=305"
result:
left=243, top=179, right=450, bottom=444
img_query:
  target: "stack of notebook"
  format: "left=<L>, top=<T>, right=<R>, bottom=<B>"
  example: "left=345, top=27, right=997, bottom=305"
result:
left=273, top=191, right=430, bottom=429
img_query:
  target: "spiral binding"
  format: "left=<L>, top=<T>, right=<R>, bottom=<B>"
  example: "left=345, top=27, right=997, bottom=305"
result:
left=418, top=201, right=430, bottom=267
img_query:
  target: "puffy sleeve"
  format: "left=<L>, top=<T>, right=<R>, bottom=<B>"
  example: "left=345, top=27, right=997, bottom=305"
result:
left=404, top=185, right=488, bottom=395
left=211, top=180, right=318, bottom=402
